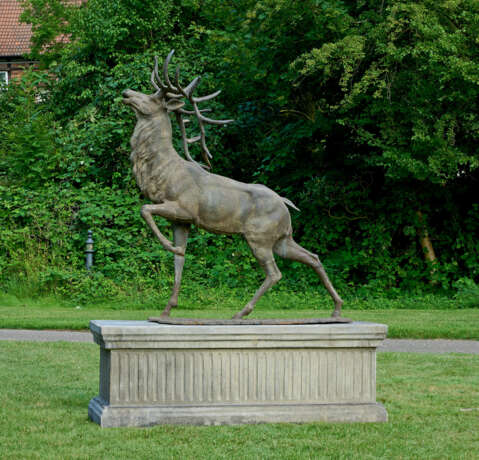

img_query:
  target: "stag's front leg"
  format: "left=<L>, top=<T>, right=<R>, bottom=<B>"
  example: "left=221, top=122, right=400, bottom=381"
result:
left=162, top=224, right=190, bottom=317
left=233, top=245, right=282, bottom=319
left=140, top=203, right=191, bottom=256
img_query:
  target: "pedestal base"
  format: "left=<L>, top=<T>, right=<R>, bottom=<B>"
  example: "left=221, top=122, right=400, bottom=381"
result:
left=88, top=320, right=388, bottom=427
left=89, top=397, right=387, bottom=427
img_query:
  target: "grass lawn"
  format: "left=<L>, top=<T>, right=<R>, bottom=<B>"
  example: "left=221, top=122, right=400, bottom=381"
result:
left=1, top=302, right=479, bottom=339
left=0, top=341, right=478, bottom=459
left=1, top=290, right=478, bottom=339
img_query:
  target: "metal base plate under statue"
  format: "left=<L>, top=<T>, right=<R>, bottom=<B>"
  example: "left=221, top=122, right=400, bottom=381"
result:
left=88, top=320, right=388, bottom=427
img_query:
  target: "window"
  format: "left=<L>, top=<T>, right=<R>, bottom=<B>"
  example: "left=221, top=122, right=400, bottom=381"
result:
left=0, top=71, right=8, bottom=86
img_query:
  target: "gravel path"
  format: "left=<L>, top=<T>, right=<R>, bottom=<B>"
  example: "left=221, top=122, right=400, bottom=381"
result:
left=0, top=329, right=478, bottom=353
left=0, top=329, right=92, bottom=343
left=377, top=338, right=479, bottom=354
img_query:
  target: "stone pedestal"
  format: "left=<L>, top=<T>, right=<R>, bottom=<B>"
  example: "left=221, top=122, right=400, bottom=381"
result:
left=88, top=320, right=388, bottom=427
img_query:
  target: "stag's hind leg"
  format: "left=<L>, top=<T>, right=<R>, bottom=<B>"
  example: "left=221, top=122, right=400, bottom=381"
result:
left=274, top=237, right=343, bottom=317
left=232, top=243, right=282, bottom=320
left=161, top=224, right=190, bottom=317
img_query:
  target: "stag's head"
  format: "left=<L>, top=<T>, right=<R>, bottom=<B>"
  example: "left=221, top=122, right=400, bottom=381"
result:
left=122, top=50, right=233, bottom=168
left=122, top=89, right=184, bottom=117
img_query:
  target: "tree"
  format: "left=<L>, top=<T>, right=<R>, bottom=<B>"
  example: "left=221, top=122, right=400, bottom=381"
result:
left=196, top=0, right=479, bottom=287
left=3, top=0, right=477, bottom=298
left=293, top=0, right=479, bottom=184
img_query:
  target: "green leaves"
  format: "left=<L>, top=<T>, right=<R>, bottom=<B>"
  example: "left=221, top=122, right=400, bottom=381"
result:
left=291, top=0, right=479, bottom=184
left=1, top=0, right=477, bottom=300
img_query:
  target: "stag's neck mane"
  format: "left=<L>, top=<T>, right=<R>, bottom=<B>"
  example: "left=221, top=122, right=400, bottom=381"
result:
left=130, top=114, right=181, bottom=164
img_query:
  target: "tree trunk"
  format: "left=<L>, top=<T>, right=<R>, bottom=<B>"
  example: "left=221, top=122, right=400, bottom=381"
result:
left=416, top=210, right=437, bottom=282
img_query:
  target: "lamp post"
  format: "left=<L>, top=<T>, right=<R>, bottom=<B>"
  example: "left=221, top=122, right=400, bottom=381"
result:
left=85, top=229, right=94, bottom=271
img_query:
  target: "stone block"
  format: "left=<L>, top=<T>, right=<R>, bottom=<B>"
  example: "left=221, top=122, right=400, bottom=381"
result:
left=88, top=320, right=388, bottom=427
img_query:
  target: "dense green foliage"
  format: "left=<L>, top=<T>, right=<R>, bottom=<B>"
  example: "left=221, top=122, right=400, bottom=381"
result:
left=1, top=0, right=478, bottom=304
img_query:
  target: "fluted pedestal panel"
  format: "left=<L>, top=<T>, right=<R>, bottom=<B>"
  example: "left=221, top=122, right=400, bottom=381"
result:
left=88, top=320, right=387, bottom=427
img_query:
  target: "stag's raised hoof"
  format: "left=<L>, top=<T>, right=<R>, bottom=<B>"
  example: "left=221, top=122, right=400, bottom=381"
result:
left=165, top=245, right=185, bottom=257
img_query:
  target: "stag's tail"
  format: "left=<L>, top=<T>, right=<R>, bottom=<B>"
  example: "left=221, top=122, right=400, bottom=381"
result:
left=281, top=197, right=300, bottom=212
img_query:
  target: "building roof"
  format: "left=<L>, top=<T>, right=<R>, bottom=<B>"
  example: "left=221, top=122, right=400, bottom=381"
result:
left=0, top=0, right=32, bottom=57
left=0, top=0, right=85, bottom=58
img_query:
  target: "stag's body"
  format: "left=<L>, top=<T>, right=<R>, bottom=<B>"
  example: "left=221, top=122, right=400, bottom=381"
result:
left=123, top=52, right=343, bottom=319
left=130, top=107, right=292, bottom=238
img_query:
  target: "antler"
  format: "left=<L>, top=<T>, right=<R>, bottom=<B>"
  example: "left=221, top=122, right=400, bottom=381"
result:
left=151, top=50, right=234, bottom=169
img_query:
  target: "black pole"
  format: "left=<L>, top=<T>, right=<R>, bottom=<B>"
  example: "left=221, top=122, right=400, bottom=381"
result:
left=85, top=230, right=94, bottom=270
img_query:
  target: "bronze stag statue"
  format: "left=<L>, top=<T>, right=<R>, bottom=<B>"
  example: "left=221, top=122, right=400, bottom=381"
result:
left=122, top=50, right=343, bottom=319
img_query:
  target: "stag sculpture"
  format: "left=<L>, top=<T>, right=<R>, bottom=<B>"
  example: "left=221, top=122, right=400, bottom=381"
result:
left=122, top=50, right=343, bottom=319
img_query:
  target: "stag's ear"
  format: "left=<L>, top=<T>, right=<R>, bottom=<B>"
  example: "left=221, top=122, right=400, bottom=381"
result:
left=166, top=99, right=185, bottom=112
